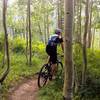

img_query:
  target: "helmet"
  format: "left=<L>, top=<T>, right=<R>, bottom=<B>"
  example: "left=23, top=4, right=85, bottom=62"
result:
left=55, top=28, right=62, bottom=35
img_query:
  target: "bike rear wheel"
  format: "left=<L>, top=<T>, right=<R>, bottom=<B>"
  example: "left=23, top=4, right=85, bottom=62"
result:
left=38, top=64, right=49, bottom=88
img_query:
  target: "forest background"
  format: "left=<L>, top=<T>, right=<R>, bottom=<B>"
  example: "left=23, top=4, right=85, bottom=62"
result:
left=0, top=0, right=100, bottom=100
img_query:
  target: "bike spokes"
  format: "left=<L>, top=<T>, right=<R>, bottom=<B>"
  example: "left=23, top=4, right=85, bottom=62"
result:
left=56, top=62, right=63, bottom=79
left=38, top=64, right=49, bottom=88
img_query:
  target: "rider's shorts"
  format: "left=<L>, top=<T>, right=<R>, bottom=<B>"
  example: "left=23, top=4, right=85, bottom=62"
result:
left=46, top=45, right=57, bottom=64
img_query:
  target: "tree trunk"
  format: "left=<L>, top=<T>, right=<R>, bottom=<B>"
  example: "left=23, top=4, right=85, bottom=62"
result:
left=63, top=0, right=74, bottom=100
left=0, top=0, right=10, bottom=84
left=1, top=42, right=6, bottom=68
left=28, top=0, right=32, bottom=66
left=74, top=64, right=80, bottom=94
left=79, top=0, right=82, bottom=43
left=82, top=0, right=89, bottom=85
left=87, top=0, right=93, bottom=48
left=73, top=0, right=76, bottom=40
left=44, top=15, right=47, bottom=44
left=26, top=2, right=29, bottom=65
left=57, top=0, right=63, bottom=29
left=91, top=28, right=95, bottom=50
left=46, top=11, right=49, bottom=41
left=43, top=0, right=47, bottom=44
left=76, top=0, right=80, bottom=42
left=99, top=30, right=100, bottom=48
left=22, top=17, right=26, bottom=39
left=57, top=0, right=60, bottom=28
left=75, top=0, right=82, bottom=43
left=73, top=0, right=82, bottom=43
left=37, top=22, right=44, bottom=42
left=60, top=0, right=63, bottom=30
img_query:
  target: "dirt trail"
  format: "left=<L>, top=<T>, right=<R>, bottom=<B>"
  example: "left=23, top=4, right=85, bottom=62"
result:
left=8, top=77, right=39, bottom=100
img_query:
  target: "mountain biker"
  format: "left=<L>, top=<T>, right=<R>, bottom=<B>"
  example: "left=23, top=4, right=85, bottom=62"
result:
left=46, top=28, right=64, bottom=79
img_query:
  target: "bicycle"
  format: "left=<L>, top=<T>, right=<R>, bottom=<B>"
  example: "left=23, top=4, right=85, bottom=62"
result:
left=38, top=54, right=63, bottom=88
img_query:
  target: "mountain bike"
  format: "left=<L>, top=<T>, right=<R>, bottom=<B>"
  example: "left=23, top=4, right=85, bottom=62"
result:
left=38, top=54, right=63, bottom=88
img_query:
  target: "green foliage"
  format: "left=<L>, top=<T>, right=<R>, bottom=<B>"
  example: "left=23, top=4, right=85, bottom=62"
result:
left=0, top=53, right=45, bottom=98
left=0, top=52, right=3, bottom=61
left=0, top=33, right=4, bottom=51
left=32, top=41, right=46, bottom=59
left=10, top=37, right=46, bottom=58
left=38, top=78, right=63, bottom=100
left=0, top=39, right=47, bottom=98
left=73, top=47, right=100, bottom=99
left=38, top=61, right=64, bottom=100
left=73, top=44, right=83, bottom=83
left=38, top=47, right=100, bottom=100
left=12, top=36, right=26, bottom=53
left=93, top=33, right=100, bottom=50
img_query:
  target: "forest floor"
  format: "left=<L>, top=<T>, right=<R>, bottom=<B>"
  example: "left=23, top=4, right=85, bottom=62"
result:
left=8, top=75, right=39, bottom=100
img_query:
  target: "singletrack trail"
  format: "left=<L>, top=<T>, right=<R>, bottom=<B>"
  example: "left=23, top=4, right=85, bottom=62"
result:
left=8, top=76, right=39, bottom=100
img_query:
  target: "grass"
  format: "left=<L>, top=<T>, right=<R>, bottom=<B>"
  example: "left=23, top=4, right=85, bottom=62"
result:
left=38, top=49, right=100, bottom=100
left=0, top=43, right=100, bottom=100
left=38, top=78, right=64, bottom=100
left=0, top=53, right=45, bottom=99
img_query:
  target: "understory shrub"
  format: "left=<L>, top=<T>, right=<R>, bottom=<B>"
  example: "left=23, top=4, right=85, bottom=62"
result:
left=12, top=36, right=26, bottom=53
left=73, top=45, right=100, bottom=99
left=0, top=33, right=4, bottom=51
left=38, top=45, right=100, bottom=100
left=32, top=41, right=46, bottom=58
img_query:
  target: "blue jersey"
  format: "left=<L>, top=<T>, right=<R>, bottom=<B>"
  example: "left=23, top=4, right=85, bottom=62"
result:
left=47, top=34, right=63, bottom=46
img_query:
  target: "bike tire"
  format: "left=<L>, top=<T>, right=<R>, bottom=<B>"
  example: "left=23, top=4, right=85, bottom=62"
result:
left=56, top=61, right=63, bottom=78
left=38, top=64, right=49, bottom=88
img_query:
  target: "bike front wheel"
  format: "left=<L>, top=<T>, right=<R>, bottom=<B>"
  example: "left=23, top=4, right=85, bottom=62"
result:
left=56, top=61, right=63, bottom=79
left=38, top=64, right=49, bottom=88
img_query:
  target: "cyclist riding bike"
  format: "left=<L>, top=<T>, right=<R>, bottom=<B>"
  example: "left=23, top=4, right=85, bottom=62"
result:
left=46, top=28, right=64, bottom=79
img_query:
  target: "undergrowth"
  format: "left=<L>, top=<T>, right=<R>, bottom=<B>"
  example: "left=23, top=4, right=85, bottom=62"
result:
left=38, top=47, right=100, bottom=100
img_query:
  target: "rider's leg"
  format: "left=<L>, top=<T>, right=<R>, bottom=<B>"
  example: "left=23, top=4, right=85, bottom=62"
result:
left=46, top=45, right=51, bottom=63
left=46, top=56, right=50, bottom=63
left=51, top=53, right=57, bottom=77
left=46, top=45, right=57, bottom=79
left=51, top=63, right=57, bottom=76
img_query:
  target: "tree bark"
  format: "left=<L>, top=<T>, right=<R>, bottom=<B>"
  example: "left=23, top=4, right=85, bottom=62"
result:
left=26, top=1, right=29, bottom=65
left=63, top=0, right=74, bottom=100
left=46, top=11, right=49, bottom=41
left=82, top=0, right=89, bottom=85
left=99, top=30, right=100, bottom=48
left=0, top=0, right=10, bottom=84
left=87, top=0, right=93, bottom=48
left=79, top=0, right=82, bottom=43
left=57, top=0, right=60, bottom=28
left=57, top=0, right=63, bottom=29
left=75, top=0, right=82, bottom=43
left=28, top=0, right=32, bottom=66
left=43, top=0, right=47, bottom=44
left=37, top=22, right=44, bottom=42
left=1, top=42, right=6, bottom=68
left=91, top=28, right=95, bottom=50
left=44, top=15, right=47, bottom=44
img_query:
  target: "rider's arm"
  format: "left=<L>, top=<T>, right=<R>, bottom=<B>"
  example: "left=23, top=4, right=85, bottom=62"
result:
left=59, top=37, right=64, bottom=53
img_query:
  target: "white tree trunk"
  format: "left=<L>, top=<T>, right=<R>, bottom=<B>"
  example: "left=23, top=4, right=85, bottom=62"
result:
left=63, top=0, right=74, bottom=100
